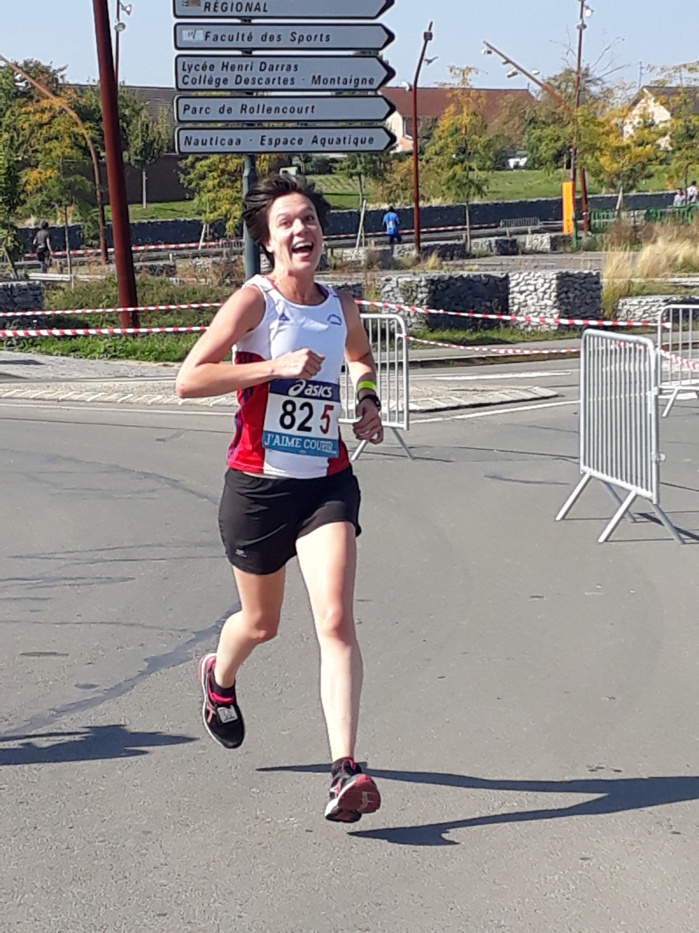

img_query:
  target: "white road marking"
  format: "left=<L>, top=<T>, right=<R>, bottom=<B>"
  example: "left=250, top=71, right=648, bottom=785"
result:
left=412, top=399, right=579, bottom=424
left=413, top=370, right=575, bottom=382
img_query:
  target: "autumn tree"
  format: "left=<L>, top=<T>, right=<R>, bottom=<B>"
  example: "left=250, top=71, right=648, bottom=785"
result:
left=421, top=71, right=495, bottom=248
left=667, top=89, right=699, bottom=191
left=579, top=106, right=662, bottom=193
left=180, top=155, right=274, bottom=237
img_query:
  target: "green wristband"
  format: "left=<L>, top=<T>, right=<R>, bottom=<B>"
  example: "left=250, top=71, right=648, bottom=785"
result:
left=356, top=380, right=377, bottom=394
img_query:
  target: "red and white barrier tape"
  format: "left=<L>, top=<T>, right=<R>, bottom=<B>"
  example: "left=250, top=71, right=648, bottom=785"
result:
left=658, top=349, right=699, bottom=372
left=406, top=335, right=581, bottom=356
left=0, top=297, right=656, bottom=331
left=0, top=326, right=207, bottom=338
left=25, top=240, right=240, bottom=260
left=0, top=302, right=220, bottom=319
left=357, top=298, right=652, bottom=330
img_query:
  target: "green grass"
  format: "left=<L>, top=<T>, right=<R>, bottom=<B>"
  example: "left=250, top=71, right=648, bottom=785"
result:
left=411, top=326, right=578, bottom=346
left=107, top=201, right=202, bottom=222
left=0, top=276, right=234, bottom=363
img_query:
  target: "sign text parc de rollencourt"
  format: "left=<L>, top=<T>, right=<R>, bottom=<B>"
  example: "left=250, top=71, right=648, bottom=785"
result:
left=172, top=0, right=397, bottom=155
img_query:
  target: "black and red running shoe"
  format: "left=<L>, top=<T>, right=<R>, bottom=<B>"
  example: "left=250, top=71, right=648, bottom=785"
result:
left=324, top=759, right=381, bottom=823
left=198, top=653, right=245, bottom=749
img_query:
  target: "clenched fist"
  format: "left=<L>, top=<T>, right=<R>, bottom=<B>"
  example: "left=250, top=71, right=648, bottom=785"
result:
left=274, top=348, right=325, bottom=379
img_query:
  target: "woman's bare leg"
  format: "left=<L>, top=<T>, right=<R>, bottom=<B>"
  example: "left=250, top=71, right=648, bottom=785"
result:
left=213, top=566, right=286, bottom=688
left=295, top=522, right=362, bottom=761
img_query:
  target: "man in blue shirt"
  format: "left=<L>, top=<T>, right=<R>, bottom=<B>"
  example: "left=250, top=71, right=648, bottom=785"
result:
left=382, top=206, right=402, bottom=246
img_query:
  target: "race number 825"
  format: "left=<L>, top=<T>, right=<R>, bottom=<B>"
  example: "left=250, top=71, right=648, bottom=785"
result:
left=279, top=399, right=333, bottom=435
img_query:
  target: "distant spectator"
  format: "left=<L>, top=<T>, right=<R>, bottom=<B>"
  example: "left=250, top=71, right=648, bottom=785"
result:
left=673, top=189, right=686, bottom=208
left=382, top=206, right=402, bottom=247
left=687, top=180, right=698, bottom=204
left=33, top=221, right=52, bottom=272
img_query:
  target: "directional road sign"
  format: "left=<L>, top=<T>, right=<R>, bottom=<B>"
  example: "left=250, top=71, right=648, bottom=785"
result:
left=175, top=94, right=396, bottom=123
left=176, top=125, right=396, bottom=154
left=174, top=23, right=394, bottom=52
left=173, top=0, right=395, bottom=21
left=175, top=55, right=395, bottom=92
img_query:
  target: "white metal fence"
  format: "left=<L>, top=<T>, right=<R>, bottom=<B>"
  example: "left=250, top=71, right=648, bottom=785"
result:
left=341, top=312, right=413, bottom=461
left=657, top=304, right=699, bottom=417
left=556, top=330, right=683, bottom=543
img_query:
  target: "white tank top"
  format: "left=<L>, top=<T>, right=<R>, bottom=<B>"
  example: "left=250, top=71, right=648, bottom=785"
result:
left=226, top=275, right=351, bottom=480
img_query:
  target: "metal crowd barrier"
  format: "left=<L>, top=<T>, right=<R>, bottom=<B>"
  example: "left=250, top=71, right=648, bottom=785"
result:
left=341, top=312, right=413, bottom=462
left=556, top=330, right=682, bottom=544
left=657, top=304, right=699, bottom=417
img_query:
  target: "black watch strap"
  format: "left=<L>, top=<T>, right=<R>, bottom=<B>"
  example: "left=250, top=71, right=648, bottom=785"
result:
left=358, top=393, right=381, bottom=412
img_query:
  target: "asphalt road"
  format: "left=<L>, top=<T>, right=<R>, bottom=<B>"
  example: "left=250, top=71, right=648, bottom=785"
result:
left=1, top=377, right=698, bottom=933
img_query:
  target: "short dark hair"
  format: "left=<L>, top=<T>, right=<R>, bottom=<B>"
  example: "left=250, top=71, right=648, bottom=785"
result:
left=242, top=174, right=330, bottom=268
left=40, top=220, right=49, bottom=229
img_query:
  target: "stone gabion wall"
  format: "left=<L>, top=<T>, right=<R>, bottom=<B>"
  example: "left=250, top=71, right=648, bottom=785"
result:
left=0, top=281, right=44, bottom=314
left=615, top=295, right=699, bottom=323
left=379, top=273, right=509, bottom=333
left=509, top=271, right=601, bottom=326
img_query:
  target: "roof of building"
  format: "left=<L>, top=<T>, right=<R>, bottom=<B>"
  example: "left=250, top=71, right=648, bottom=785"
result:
left=381, top=85, right=536, bottom=125
left=634, top=85, right=699, bottom=116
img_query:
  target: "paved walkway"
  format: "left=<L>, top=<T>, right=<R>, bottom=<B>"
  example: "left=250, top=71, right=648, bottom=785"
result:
left=0, top=346, right=566, bottom=412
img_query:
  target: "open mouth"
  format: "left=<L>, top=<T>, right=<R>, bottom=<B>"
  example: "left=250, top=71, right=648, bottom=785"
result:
left=291, top=242, right=314, bottom=256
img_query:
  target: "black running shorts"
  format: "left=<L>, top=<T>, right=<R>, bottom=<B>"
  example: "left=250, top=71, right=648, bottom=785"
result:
left=218, top=467, right=361, bottom=576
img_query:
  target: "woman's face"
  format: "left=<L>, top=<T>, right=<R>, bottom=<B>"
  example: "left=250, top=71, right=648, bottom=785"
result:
left=264, top=193, right=323, bottom=274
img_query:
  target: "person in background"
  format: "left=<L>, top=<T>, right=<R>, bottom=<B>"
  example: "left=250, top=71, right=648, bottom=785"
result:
left=673, top=189, right=686, bottom=208
left=686, top=180, right=698, bottom=204
left=382, top=205, right=402, bottom=249
left=33, top=221, right=52, bottom=272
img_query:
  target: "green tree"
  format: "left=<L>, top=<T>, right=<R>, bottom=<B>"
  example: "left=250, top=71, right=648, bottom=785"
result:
left=0, top=130, right=24, bottom=260
left=667, top=90, right=699, bottom=191
left=126, top=109, right=169, bottom=209
left=180, top=155, right=275, bottom=237
left=423, top=103, right=495, bottom=249
left=580, top=106, right=662, bottom=193
left=180, top=155, right=244, bottom=236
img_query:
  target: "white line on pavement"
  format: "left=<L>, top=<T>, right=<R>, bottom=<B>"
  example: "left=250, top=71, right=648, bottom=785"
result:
left=412, top=399, right=579, bottom=424
left=413, top=370, right=575, bottom=382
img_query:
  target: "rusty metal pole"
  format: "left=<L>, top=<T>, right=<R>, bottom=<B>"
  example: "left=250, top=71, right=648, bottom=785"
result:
left=93, top=0, right=137, bottom=329
left=412, top=22, right=433, bottom=258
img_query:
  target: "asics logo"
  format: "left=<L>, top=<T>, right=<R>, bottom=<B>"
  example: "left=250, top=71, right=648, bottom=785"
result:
left=359, top=791, right=371, bottom=811
left=288, top=380, right=333, bottom=399
left=327, top=313, right=342, bottom=325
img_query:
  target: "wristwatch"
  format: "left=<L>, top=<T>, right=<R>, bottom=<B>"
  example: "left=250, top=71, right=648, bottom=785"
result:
left=358, top=393, right=381, bottom=412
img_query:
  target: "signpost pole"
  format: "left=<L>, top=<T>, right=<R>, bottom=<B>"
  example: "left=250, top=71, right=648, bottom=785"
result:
left=243, top=154, right=259, bottom=280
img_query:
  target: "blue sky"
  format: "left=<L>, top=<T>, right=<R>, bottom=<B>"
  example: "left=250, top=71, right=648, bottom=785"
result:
left=0, top=1, right=696, bottom=92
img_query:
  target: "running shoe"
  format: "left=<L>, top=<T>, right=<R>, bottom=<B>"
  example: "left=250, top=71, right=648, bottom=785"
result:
left=324, top=758, right=381, bottom=823
left=198, top=653, right=245, bottom=749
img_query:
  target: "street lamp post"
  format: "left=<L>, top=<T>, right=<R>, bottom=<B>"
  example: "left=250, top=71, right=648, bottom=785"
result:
left=572, top=0, right=591, bottom=234
left=412, top=22, right=434, bottom=257
left=114, top=2, right=132, bottom=84
left=483, top=37, right=590, bottom=244
left=0, top=53, right=109, bottom=264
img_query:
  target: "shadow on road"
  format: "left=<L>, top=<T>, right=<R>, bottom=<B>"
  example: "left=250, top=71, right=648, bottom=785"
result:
left=0, top=724, right=194, bottom=766
left=258, top=764, right=699, bottom=847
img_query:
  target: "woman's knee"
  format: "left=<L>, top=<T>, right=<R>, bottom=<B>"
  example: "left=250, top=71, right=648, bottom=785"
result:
left=315, top=605, right=355, bottom=643
left=242, top=609, right=281, bottom=644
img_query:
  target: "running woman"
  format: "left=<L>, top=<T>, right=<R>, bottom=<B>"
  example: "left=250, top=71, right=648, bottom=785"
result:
left=176, top=174, right=383, bottom=823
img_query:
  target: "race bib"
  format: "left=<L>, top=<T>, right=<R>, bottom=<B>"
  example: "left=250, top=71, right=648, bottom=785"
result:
left=262, top=378, right=340, bottom=458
